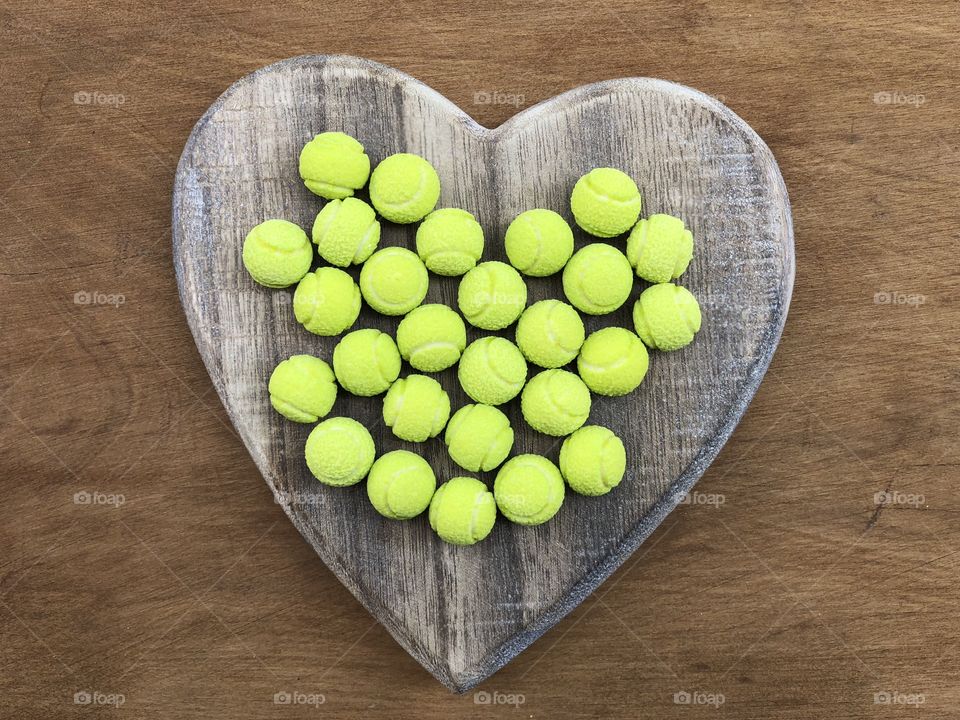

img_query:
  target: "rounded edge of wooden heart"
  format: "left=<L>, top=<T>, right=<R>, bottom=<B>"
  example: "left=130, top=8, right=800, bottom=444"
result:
left=172, top=53, right=795, bottom=693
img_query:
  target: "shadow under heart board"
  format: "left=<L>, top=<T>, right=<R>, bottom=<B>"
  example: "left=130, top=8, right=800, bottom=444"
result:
left=172, top=55, right=794, bottom=692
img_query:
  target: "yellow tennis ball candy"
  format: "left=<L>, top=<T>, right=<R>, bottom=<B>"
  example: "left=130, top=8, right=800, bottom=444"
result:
left=359, top=247, right=429, bottom=316
left=515, top=299, right=585, bottom=368
left=458, top=336, right=527, bottom=405
left=570, top=167, right=642, bottom=237
left=429, top=476, right=497, bottom=545
left=396, top=304, right=467, bottom=372
left=242, top=219, right=313, bottom=288
left=293, top=267, right=361, bottom=336
left=633, top=283, right=702, bottom=351
left=626, top=213, right=694, bottom=283
left=383, top=375, right=451, bottom=442
left=369, top=153, right=441, bottom=224
left=494, top=454, right=565, bottom=526
left=577, top=327, right=649, bottom=396
left=311, top=197, right=381, bottom=267
left=444, top=404, right=514, bottom=472
left=521, top=369, right=591, bottom=436
left=366, top=450, right=437, bottom=520
left=457, top=261, right=528, bottom=330
left=504, top=209, right=575, bottom=277
left=562, top=243, right=633, bottom=315
left=268, top=355, right=337, bottom=423
left=559, top=425, right=626, bottom=496
left=305, top=417, right=375, bottom=487
left=332, top=328, right=401, bottom=396
left=415, top=208, right=484, bottom=276
left=299, top=131, right=371, bottom=199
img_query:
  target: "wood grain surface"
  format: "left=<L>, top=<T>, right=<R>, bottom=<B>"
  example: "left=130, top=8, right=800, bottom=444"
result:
left=173, top=55, right=792, bottom=691
left=2, top=1, right=958, bottom=718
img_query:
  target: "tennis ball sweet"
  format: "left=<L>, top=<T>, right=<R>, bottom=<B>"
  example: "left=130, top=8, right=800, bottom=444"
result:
left=293, top=267, right=361, bottom=336
left=494, top=455, right=565, bottom=526
left=521, top=369, right=591, bottom=436
left=444, top=404, right=514, bottom=472
left=299, top=131, right=370, bottom=199
left=577, top=327, right=649, bottom=396
left=305, top=417, right=375, bottom=487
left=562, top=243, right=633, bottom=315
left=559, top=425, right=626, bottom=496
left=312, top=197, right=381, bottom=267
left=396, top=304, right=467, bottom=372
left=570, top=167, right=642, bottom=237
left=366, top=450, right=437, bottom=520
left=359, top=247, right=429, bottom=316
left=429, top=476, right=497, bottom=546
left=457, top=261, right=528, bottom=330
left=383, top=375, right=451, bottom=442
left=504, top=209, right=575, bottom=277
left=458, top=336, right=527, bottom=405
left=332, top=328, right=401, bottom=396
left=515, top=299, right=585, bottom=368
left=369, top=153, right=441, bottom=224
left=268, top=355, right=337, bottom=423
left=626, top=213, right=694, bottom=283
left=415, top=208, right=484, bottom=276
left=242, top=219, right=313, bottom=288
left=633, top=283, right=702, bottom=351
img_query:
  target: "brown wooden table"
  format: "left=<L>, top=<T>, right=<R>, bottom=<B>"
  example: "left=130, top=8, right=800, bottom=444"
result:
left=2, top=2, right=957, bottom=717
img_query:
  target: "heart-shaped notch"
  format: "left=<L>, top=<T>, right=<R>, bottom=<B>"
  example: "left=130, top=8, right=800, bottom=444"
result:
left=173, top=55, right=793, bottom=691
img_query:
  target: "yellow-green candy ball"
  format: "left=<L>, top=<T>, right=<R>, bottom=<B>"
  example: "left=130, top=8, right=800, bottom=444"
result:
left=445, top=404, right=514, bottom=472
left=396, top=304, right=467, bottom=372
left=299, top=131, right=370, bottom=199
left=383, top=375, right=450, bottom=442
left=577, top=327, right=649, bottom=396
left=359, top=247, right=429, bottom=316
left=494, top=454, right=565, bottom=526
left=504, top=209, right=574, bottom=277
left=570, top=167, right=642, bottom=237
left=458, top=336, right=527, bottom=405
left=515, top=299, right=584, bottom=368
left=521, top=369, right=591, bottom=437
left=242, top=219, right=313, bottom=288
left=560, top=425, right=626, bottom=496
left=416, top=208, right=484, bottom=276
left=333, top=328, right=401, bottom=396
left=305, top=417, right=375, bottom=487
left=366, top=450, right=436, bottom=520
left=562, top=243, right=633, bottom=315
left=369, top=153, right=441, bottom=224
left=633, top=283, right=702, bottom=351
left=293, top=267, right=361, bottom=336
left=626, top=213, right=694, bottom=283
left=429, top=476, right=497, bottom=546
left=268, top=355, right=337, bottom=423
left=457, top=261, right=528, bottom=330
left=312, top=197, right=381, bottom=267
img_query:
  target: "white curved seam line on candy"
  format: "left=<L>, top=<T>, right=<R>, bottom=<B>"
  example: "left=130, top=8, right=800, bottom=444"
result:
left=410, top=341, right=459, bottom=365
left=579, top=356, right=629, bottom=374
left=584, top=175, right=640, bottom=207
left=521, top=214, right=545, bottom=271
left=353, top=221, right=378, bottom=264
left=382, top=168, right=428, bottom=213
left=468, top=493, right=487, bottom=541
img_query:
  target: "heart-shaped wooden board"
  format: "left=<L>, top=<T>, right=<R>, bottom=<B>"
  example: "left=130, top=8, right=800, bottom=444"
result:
left=173, top=55, right=793, bottom=692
